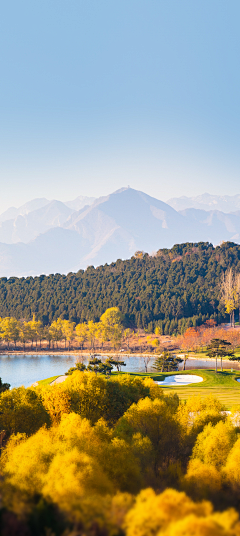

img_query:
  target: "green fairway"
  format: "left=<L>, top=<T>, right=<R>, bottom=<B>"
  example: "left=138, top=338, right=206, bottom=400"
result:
left=37, top=370, right=240, bottom=409
left=137, top=370, right=240, bottom=409
left=37, top=375, right=60, bottom=386
left=187, top=350, right=240, bottom=360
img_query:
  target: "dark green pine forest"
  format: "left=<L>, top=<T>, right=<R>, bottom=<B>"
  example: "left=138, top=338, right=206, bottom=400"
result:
left=0, top=241, right=240, bottom=335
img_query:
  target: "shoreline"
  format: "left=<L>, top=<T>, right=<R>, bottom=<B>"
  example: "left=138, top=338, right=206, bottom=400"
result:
left=0, top=350, right=156, bottom=358
left=0, top=350, right=240, bottom=364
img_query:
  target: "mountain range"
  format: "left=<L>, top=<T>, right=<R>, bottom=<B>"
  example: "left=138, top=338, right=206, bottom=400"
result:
left=167, top=193, right=240, bottom=212
left=0, top=188, right=240, bottom=277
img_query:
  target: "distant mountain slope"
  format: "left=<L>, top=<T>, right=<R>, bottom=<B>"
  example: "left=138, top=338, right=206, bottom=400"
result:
left=64, top=188, right=240, bottom=266
left=0, top=241, right=239, bottom=331
left=0, top=228, right=87, bottom=277
left=64, top=187, right=200, bottom=264
left=179, top=208, right=240, bottom=243
left=65, top=195, right=96, bottom=211
left=167, top=193, right=240, bottom=213
left=0, top=198, right=50, bottom=223
left=0, top=201, right=74, bottom=244
left=1, top=188, right=240, bottom=276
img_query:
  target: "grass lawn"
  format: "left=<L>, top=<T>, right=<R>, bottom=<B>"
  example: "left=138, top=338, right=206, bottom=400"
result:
left=38, top=370, right=240, bottom=409
left=188, top=350, right=240, bottom=360
left=37, top=375, right=61, bottom=386
left=125, top=370, right=240, bottom=409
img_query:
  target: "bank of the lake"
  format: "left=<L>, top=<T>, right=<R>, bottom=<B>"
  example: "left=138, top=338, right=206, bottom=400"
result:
left=1, top=352, right=240, bottom=389
left=0, top=353, right=157, bottom=388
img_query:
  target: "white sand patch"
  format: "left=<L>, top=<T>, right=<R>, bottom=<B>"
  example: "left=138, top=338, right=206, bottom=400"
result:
left=155, top=374, right=203, bottom=387
left=50, top=375, right=67, bottom=385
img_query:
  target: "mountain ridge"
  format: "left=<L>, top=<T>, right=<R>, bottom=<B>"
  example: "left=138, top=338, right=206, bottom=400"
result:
left=0, top=188, right=240, bottom=277
left=168, top=193, right=240, bottom=213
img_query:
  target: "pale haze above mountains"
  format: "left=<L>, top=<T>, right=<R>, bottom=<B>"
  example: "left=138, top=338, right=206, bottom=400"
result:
left=0, top=188, right=240, bottom=278
left=167, top=193, right=240, bottom=213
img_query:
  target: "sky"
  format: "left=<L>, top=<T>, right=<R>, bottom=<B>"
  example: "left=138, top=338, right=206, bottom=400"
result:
left=0, top=0, right=240, bottom=212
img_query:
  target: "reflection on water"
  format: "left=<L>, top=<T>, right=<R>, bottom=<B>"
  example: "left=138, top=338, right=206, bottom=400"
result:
left=0, top=353, right=240, bottom=389
left=0, top=354, right=157, bottom=388
left=179, top=358, right=240, bottom=371
left=0, top=354, right=75, bottom=388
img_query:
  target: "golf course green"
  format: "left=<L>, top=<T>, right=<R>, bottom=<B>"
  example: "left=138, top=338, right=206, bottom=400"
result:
left=39, top=369, right=240, bottom=409
left=146, top=369, right=240, bottom=408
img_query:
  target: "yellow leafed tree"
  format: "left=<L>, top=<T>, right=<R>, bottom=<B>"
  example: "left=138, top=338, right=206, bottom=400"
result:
left=124, top=487, right=240, bottom=536
left=75, top=322, right=88, bottom=349
left=39, top=384, right=71, bottom=424
left=220, top=268, right=240, bottom=327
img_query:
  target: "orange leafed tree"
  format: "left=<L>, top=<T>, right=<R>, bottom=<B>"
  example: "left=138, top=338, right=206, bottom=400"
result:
left=178, top=328, right=201, bottom=369
left=223, top=328, right=240, bottom=351
left=198, top=321, right=217, bottom=349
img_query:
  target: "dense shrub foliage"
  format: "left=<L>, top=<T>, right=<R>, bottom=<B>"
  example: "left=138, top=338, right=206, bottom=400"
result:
left=0, top=241, right=240, bottom=331
left=2, top=372, right=240, bottom=534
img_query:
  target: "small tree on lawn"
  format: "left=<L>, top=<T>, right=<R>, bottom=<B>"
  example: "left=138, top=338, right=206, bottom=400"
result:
left=87, top=356, right=113, bottom=375
left=206, top=338, right=235, bottom=373
left=97, top=362, right=113, bottom=376
left=87, top=356, right=102, bottom=373
left=153, top=351, right=183, bottom=373
left=65, top=362, right=86, bottom=375
left=106, top=357, right=126, bottom=372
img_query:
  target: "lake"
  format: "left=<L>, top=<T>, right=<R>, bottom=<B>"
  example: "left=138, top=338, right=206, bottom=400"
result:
left=0, top=354, right=156, bottom=388
left=0, top=354, right=239, bottom=388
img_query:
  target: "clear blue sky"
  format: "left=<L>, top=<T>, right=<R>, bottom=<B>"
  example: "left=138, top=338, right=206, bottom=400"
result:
left=0, top=0, right=240, bottom=211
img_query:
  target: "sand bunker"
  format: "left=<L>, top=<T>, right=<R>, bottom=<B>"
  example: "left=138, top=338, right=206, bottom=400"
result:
left=155, top=374, right=203, bottom=387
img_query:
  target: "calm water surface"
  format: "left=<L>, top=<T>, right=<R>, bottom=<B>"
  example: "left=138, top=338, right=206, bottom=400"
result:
left=0, top=354, right=239, bottom=388
left=0, top=354, right=156, bottom=388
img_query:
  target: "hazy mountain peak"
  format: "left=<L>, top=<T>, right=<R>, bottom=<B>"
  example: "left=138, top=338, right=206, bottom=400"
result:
left=0, top=198, right=50, bottom=223
left=1, top=187, right=240, bottom=277
left=65, top=195, right=96, bottom=211
left=0, top=200, right=74, bottom=245
left=112, top=186, right=130, bottom=194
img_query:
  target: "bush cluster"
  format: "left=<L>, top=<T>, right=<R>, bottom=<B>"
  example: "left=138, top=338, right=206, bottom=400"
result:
left=1, top=372, right=240, bottom=534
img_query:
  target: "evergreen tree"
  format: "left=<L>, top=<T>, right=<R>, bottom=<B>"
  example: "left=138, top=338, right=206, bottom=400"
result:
left=0, top=377, right=10, bottom=393
left=153, top=351, right=183, bottom=372
left=206, top=338, right=234, bottom=372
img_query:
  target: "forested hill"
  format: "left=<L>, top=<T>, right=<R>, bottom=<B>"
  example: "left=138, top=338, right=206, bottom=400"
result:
left=0, top=241, right=240, bottom=334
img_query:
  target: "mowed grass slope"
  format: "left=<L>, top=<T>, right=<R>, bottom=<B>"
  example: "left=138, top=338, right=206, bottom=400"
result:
left=37, top=375, right=60, bottom=386
left=38, top=370, right=240, bottom=409
left=125, top=370, right=240, bottom=409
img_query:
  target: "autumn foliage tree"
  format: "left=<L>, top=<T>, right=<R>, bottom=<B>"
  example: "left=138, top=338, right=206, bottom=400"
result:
left=220, top=267, right=240, bottom=327
left=2, top=371, right=240, bottom=534
left=179, top=327, right=201, bottom=369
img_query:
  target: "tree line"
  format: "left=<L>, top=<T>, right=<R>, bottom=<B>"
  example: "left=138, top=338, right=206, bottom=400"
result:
left=0, top=307, right=125, bottom=351
left=178, top=321, right=240, bottom=354
left=1, top=371, right=240, bottom=534
left=0, top=241, right=240, bottom=333
left=1, top=308, right=240, bottom=358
